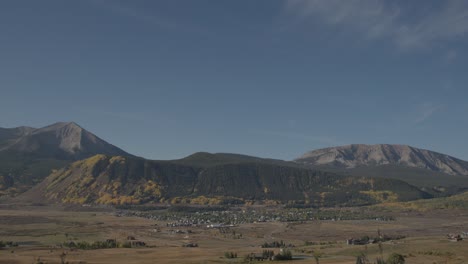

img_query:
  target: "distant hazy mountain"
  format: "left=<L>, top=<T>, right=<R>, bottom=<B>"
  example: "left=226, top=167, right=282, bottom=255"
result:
left=0, top=122, right=129, bottom=159
left=295, top=144, right=468, bottom=176
left=0, top=122, right=131, bottom=195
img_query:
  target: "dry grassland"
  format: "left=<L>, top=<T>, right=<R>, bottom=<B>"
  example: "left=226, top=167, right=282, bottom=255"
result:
left=0, top=205, right=467, bottom=264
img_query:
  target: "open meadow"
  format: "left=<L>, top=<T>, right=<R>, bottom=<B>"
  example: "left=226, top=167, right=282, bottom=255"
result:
left=0, top=204, right=467, bottom=264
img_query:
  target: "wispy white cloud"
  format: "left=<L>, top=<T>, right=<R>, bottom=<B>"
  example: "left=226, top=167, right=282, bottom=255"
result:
left=251, top=129, right=340, bottom=146
left=89, top=0, right=207, bottom=34
left=372, top=101, right=444, bottom=134
left=414, top=102, right=444, bottom=124
left=284, top=0, right=468, bottom=50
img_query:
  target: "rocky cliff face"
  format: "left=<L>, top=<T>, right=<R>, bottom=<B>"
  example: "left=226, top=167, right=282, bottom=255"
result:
left=295, top=144, right=468, bottom=176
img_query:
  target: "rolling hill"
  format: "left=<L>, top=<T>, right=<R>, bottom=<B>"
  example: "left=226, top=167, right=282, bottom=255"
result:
left=375, top=190, right=468, bottom=212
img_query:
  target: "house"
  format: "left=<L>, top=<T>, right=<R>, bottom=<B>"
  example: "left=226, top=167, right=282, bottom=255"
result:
left=183, top=243, right=198, bottom=247
left=248, top=253, right=266, bottom=261
left=448, top=234, right=463, bottom=242
left=207, top=224, right=225, bottom=229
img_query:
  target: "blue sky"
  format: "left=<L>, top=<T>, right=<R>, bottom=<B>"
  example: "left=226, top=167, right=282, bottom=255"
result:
left=1, top=0, right=468, bottom=160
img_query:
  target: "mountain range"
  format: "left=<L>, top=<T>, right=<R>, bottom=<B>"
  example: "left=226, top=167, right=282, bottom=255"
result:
left=295, top=144, right=468, bottom=194
left=295, top=144, right=468, bottom=176
left=1, top=122, right=467, bottom=206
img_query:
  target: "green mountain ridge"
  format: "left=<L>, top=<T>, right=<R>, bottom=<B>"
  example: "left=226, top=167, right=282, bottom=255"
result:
left=376, top=190, right=468, bottom=211
left=175, top=152, right=302, bottom=168
left=309, top=164, right=468, bottom=197
left=23, top=154, right=431, bottom=207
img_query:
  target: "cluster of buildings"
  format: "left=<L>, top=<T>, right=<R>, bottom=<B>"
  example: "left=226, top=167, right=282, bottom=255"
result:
left=447, top=232, right=467, bottom=242
left=346, top=238, right=371, bottom=245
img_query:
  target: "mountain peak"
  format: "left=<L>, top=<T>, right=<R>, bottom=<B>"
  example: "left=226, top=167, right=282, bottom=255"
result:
left=0, top=122, right=131, bottom=160
left=40, top=121, right=82, bottom=131
left=57, top=121, right=81, bottom=127
left=295, top=144, right=468, bottom=176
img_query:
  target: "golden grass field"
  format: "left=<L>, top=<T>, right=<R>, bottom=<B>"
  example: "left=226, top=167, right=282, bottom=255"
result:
left=0, top=205, right=467, bottom=264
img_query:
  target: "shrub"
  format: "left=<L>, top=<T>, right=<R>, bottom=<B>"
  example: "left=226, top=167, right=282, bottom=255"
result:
left=121, top=242, right=132, bottom=248
left=275, top=249, right=293, bottom=261
left=262, top=240, right=290, bottom=248
left=355, top=253, right=369, bottom=264
left=224, top=252, right=237, bottom=258
left=262, top=250, right=275, bottom=259
left=0, top=241, right=18, bottom=249
left=64, top=240, right=119, bottom=250
left=387, top=253, right=405, bottom=264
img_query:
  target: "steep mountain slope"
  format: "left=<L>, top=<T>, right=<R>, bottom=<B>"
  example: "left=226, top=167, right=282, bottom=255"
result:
left=0, top=126, right=35, bottom=149
left=26, top=154, right=431, bottom=207
left=1, top=122, right=129, bottom=159
left=0, top=122, right=132, bottom=195
left=295, top=144, right=468, bottom=176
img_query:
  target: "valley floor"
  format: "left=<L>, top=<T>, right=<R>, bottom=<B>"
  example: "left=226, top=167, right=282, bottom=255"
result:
left=0, top=205, right=467, bottom=264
